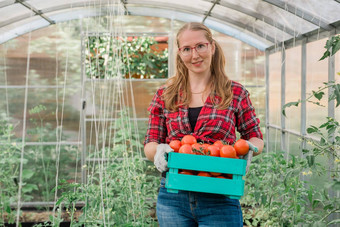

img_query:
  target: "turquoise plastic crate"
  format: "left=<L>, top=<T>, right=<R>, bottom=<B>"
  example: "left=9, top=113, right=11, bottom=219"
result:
left=165, top=152, right=247, bottom=199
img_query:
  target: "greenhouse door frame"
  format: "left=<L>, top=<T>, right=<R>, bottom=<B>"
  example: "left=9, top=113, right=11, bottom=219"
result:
left=80, top=31, right=172, bottom=184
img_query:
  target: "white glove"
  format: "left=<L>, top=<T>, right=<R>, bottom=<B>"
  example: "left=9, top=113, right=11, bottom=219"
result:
left=154, top=144, right=173, bottom=172
left=242, top=141, right=258, bottom=173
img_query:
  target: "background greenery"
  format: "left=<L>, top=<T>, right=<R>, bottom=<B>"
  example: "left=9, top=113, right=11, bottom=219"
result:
left=85, top=36, right=168, bottom=79
left=241, top=35, right=340, bottom=226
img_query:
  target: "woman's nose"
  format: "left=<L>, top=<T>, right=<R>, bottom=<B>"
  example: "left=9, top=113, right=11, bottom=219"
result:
left=191, top=48, right=200, bottom=58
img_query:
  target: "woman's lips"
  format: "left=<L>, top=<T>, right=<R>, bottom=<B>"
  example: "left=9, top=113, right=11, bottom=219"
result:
left=192, top=60, right=203, bottom=67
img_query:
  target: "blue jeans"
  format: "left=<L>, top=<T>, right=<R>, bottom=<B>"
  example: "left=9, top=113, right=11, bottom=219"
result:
left=157, top=178, right=243, bottom=227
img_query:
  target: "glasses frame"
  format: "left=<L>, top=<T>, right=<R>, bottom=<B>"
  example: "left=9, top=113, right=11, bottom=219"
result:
left=178, top=42, right=209, bottom=56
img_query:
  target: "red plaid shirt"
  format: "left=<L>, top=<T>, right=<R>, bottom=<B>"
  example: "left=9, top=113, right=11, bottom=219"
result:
left=144, top=81, right=263, bottom=145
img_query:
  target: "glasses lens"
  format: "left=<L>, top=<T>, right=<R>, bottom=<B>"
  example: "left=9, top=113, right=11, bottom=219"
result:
left=181, top=47, right=191, bottom=56
left=179, top=43, right=208, bottom=56
left=196, top=43, right=208, bottom=53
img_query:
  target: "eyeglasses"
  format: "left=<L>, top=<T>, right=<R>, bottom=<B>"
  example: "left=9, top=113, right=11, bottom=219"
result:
left=178, top=43, right=209, bottom=56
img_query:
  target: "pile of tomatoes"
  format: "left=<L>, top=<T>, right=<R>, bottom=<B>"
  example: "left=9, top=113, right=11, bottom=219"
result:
left=168, top=135, right=250, bottom=179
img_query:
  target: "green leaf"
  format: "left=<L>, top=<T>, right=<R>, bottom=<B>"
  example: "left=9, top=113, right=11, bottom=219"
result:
left=319, top=50, right=330, bottom=61
left=5, top=204, right=11, bottom=213
left=312, top=199, right=321, bottom=209
left=308, top=187, right=313, bottom=203
left=22, top=183, right=38, bottom=193
left=333, top=84, right=340, bottom=107
left=307, top=126, right=319, bottom=134
left=320, top=137, right=327, bottom=146
left=332, top=39, right=340, bottom=56
left=22, top=169, right=34, bottom=179
left=302, top=149, right=310, bottom=154
left=325, top=38, right=333, bottom=49
left=255, top=191, right=260, bottom=203
left=282, top=101, right=300, bottom=117
left=296, top=204, right=301, bottom=213
left=328, top=126, right=336, bottom=135
left=335, top=136, right=340, bottom=143
left=323, top=204, right=334, bottom=211
left=306, top=155, right=315, bottom=167
left=313, top=91, right=324, bottom=101
left=320, top=121, right=329, bottom=128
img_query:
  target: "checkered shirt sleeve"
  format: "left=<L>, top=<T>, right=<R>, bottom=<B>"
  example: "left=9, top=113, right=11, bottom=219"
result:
left=144, top=87, right=167, bottom=145
left=235, top=84, right=263, bottom=140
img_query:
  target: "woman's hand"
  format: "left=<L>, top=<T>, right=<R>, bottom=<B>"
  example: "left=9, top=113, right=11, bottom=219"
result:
left=144, top=142, right=173, bottom=172
left=153, top=144, right=174, bottom=172
left=244, top=138, right=264, bottom=173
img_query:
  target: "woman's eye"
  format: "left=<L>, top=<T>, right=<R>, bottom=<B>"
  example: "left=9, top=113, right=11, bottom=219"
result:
left=183, top=47, right=190, bottom=52
left=197, top=44, right=204, bottom=49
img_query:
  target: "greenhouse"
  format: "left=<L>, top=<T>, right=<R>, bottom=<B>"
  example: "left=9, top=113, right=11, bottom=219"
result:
left=0, top=0, right=339, bottom=226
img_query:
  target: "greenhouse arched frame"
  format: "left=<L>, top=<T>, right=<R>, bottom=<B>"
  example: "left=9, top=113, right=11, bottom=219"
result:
left=0, top=0, right=339, bottom=226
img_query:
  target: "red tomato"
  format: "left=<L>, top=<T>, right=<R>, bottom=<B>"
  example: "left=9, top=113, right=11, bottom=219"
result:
left=207, top=145, right=220, bottom=157
left=234, top=139, right=249, bottom=156
left=202, top=143, right=210, bottom=151
left=169, top=140, right=181, bottom=152
left=210, top=172, right=222, bottom=176
left=179, top=144, right=193, bottom=154
left=181, top=135, right=197, bottom=145
left=197, top=172, right=212, bottom=177
left=220, top=145, right=237, bottom=158
left=213, top=140, right=224, bottom=150
left=192, top=143, right=207, bottom=155
left=179, top=170, right=194, bottom=175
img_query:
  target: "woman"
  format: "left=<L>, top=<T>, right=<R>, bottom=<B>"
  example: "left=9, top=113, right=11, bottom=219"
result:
left=144, top=22, right=264, bottom=226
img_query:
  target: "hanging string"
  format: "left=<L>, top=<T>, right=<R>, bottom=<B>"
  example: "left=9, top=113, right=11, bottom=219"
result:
left=53, top=14, right=72, bottom=226
left=15, top=8, right=34, bottom=227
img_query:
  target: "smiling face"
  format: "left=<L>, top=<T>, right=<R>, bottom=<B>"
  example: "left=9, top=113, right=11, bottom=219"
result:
left=177, top=29, right=215, bottom=77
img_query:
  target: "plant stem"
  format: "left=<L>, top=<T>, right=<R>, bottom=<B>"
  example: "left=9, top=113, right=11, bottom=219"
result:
left=320, top=208, right=340, bottom=222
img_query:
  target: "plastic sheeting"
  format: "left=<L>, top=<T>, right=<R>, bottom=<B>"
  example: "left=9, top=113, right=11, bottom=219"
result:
left=0, top=0, right=339, bottom=50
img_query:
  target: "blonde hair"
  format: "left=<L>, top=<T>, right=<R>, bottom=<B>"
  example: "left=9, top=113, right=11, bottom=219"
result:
left=163, top=22, right=232, bottom=112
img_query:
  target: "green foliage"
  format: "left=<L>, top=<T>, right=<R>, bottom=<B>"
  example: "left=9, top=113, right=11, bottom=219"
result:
left=319, top=35, right=340, bottom=60
left=265, top=34, right=340, bottom=226
left=0, top=114, right=22, bottom=224
left=86, top=36, right=168, bottom=79
left=242, top=151, right=340, bottom=226
left=283, top=35, right=340, bottom=116
left=53, top=110, right=159, bottom=226
left=25, top=105, right=79, bottom=202
left=283, top=81, right=340, bottom=117
left=0, top=102, right=157, bottom=226
left=0, top=105, right=80, bottom=225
